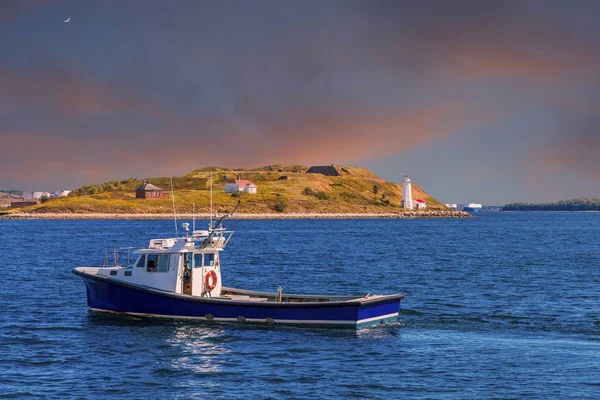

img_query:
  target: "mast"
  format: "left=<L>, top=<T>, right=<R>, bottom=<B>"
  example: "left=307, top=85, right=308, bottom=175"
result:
left=210, top=169, right=213, bottom=230
left=170, top=177, right=178, bottom=236
left=203, top=200, right=240, bottom=248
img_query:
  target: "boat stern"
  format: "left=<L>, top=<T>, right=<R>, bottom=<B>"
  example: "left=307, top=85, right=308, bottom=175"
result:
left=355, top=294, right=403, bottom=329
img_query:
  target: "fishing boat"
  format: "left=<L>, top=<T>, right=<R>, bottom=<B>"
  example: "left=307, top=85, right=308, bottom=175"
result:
left=72, top=215, right=403, bottom=329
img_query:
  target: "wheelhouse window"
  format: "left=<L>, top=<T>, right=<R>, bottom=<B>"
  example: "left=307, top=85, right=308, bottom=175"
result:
left=193, top=253, right=215, bottom=267
left=135, top=255, right=145, bottom=268
left=205, top=253, right=215, bottom=266
left=147, top=254, right=170, bottom=272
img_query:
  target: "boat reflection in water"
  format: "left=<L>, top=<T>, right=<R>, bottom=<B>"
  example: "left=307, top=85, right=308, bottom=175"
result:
left=168, top=326, right=229, bottom=374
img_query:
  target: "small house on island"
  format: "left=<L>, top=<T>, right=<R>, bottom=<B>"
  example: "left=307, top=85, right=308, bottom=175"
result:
left=23, top=191, right=52, bottom=200
left=10, top=200, right=39, bottom=208
left=54, top=190, right=72, bottom=197
left=414, top=199, right=427, bottom=210
left=224, top=180, right=257, bottom=194
left=307, top=165, right=340, bottom=176
left=136, top=181, right=169, bottom=200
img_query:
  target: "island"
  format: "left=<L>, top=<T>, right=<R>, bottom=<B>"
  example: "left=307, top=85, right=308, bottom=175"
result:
left=1, top=165, right=471, bottom=219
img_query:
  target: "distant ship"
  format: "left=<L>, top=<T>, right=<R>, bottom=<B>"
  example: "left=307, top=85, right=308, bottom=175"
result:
left=462, top=203, right=483, bottom=213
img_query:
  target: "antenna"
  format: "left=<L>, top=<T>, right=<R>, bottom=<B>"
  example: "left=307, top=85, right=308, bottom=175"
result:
left=210, top=169, right=213, bottom=230
left=170, top=177, right=178, bottom=237
left=202, top=200, right=240, bottom=247
left=192, top=203, right=196, bottom=232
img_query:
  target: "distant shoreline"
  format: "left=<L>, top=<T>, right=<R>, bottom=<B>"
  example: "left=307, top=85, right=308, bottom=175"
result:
left=503, top=199, right=600, bottom=211
left=0, top=211, right=471, bottom=220
left=502, top=209, right=600, bottom=212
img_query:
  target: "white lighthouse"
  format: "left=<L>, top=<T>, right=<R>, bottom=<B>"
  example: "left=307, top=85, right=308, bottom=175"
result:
left=401, top=174, right=413, bottom=209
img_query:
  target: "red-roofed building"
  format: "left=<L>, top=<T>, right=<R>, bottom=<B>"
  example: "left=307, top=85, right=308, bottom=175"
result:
left=225, top=180, right=258, bottom=194
left=136, top=181, right=169, bottom=200
left=414, top=199, right=427, bottom=210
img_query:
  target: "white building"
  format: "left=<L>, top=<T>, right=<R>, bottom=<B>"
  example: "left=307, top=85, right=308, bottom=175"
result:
left=400, top=175, right=427, bottom=210
left=23, top=191, right=52, bottom=200
left=414, top=199, right=427, bottom=210
left=55, top=190, right=72, bottom=197
left=224, top=180, right=257, bottom=194
left=401, top=175, right=414, bottom=209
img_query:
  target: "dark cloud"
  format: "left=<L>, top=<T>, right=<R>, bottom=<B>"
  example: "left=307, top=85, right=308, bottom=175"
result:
left=532, top=108, right=600, bottom=180
left=0, top=0, right=599, bottom=192
left=0, top=66, right=158, bottom=115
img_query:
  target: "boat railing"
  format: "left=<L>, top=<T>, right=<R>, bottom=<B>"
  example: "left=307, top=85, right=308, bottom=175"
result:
left=103, top=247, right=140, bottom=268
left=193, top=228, right=234, bottom=249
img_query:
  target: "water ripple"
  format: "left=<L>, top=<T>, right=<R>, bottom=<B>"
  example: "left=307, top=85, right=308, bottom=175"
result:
left=1, top=214, right=600, bottom=399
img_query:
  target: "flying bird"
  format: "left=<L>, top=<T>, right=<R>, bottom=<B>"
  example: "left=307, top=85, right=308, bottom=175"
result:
left=63, top=17, right=70, bottom=23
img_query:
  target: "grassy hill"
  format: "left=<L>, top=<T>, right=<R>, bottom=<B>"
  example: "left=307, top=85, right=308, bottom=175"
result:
left=17, top=165, right=447, bottom=214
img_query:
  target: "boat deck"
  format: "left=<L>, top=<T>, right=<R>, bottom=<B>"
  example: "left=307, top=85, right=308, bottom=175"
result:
left=220, top=286, right=385, bottom=304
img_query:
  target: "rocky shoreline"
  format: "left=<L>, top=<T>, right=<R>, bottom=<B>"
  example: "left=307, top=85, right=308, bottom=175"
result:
left=1, top=210, right=471, bottom=220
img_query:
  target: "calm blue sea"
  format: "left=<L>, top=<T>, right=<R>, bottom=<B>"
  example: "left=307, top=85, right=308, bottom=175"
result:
left=1, top=213, right=599, bottom=399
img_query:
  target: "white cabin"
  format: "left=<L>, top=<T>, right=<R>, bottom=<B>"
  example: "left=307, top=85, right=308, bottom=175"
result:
left=93, top=228, right=231, bottom=298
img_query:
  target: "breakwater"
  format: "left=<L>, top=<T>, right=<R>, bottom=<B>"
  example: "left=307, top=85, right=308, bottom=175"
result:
left=1, top=210, right=471, bottom=220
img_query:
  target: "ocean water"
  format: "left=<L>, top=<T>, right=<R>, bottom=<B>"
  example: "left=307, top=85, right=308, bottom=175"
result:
left=1, top=213, right=599, bottom=399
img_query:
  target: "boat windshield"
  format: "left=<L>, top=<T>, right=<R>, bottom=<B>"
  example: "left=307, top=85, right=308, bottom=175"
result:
left=193, top=253, right=215, bottom=267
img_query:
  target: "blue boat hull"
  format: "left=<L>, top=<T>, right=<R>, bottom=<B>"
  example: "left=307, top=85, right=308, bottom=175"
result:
left=75, top=271, right=402, bottom=329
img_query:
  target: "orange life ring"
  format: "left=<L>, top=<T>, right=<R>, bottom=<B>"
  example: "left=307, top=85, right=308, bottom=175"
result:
left=205, top=270, right=218, bottom=291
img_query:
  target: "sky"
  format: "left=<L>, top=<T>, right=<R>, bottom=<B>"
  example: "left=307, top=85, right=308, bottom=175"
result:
left=1, top=0, right=599, bottom=204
